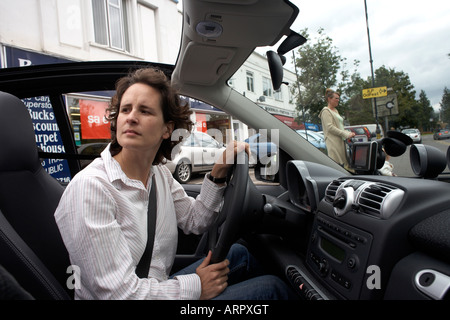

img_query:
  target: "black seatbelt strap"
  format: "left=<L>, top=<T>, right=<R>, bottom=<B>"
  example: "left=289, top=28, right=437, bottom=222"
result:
left=135, top=175, right=157, bottom=278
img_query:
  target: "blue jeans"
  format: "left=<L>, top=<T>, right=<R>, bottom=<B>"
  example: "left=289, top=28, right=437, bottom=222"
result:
left=171, top=243, right=296, bottom=300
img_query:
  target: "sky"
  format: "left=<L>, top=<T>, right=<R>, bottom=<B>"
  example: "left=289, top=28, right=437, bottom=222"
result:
left=284, top=0, right=450, bottom=111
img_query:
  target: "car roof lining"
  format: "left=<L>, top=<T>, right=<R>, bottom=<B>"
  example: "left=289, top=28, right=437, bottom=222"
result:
left=172, top=0, right=298, bottom=91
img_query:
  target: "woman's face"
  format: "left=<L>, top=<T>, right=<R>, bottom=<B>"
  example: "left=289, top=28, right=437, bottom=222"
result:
left=115, top=83, right=173, bottom=154
left=329, top=93, right=340, bottom=107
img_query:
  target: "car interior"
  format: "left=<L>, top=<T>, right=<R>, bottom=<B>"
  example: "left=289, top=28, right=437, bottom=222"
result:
left=1, top=0, right=450, bottom=301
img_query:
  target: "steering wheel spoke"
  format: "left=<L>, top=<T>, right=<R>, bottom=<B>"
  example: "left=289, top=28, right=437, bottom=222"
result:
left=209, top=152, right=264, bottom=264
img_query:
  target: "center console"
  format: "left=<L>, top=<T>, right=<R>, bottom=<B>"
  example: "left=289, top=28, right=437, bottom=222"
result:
left=285, top=176, right=405, bottom=300
left=305, top=213, right=373, bottom=299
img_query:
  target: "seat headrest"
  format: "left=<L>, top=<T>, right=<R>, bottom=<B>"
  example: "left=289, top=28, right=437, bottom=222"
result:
left=0, top=91, right=40, bottom=172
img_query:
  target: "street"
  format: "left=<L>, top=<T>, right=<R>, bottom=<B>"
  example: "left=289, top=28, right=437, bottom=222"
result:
left=389, top=134, right=450, bottom=177
left=188, top=133, right=450, bottom=184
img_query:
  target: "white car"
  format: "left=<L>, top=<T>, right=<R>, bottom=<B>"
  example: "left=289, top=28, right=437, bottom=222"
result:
left=165, top=131, right=226, bottom=183
left=401, top=128, right=422, bottom=143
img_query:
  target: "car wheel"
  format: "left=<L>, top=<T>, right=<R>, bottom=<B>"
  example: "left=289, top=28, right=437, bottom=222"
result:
left=174, top=161, right=192, bottom=183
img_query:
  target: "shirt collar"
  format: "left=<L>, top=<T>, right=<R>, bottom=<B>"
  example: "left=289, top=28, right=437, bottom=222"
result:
left=101, top=143, right=152, bottom=190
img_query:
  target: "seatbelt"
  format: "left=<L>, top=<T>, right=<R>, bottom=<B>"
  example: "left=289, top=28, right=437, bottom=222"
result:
left=135, top=175, right=157, bottom=278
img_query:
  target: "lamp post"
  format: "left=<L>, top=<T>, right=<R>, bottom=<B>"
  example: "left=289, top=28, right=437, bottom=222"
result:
left=364, top=0, right=381, bottom=138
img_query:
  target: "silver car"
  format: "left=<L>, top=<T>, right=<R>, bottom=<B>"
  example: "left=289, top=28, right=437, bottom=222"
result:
left=401, top=128, right=422, bottom=143
left=165, top=131, right=226, bottom=183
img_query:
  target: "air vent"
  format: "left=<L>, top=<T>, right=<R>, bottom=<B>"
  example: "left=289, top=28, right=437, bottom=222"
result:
left=357, top=183, right=404, bottom=219
left=325, top=179, right=345, bottom=202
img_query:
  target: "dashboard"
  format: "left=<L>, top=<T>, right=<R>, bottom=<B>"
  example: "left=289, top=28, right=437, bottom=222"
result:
left=280, top=160, right=450, bottom=300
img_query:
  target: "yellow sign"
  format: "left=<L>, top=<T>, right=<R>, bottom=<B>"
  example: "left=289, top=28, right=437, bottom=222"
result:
left=362, top=86, right=388, bottom=99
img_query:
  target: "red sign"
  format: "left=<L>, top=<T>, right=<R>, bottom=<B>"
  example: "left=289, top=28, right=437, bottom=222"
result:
left=196, top=113, right=207, bottom=133
left=80, top=99, right=111, bottom=139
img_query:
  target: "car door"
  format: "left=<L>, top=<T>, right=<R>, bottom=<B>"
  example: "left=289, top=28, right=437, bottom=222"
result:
left=195, top=132, right=224, bottom=171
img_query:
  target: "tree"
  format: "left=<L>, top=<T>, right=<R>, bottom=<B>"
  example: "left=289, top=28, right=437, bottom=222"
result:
left=292, top=28, right=344, bottom=124
left=440, top=87, right=450, bottom=126
left=417, top=90, right=434, bottom=132
left=341, top=65, right=375, bottom=126
left=367, top=66, right=418, bottom=130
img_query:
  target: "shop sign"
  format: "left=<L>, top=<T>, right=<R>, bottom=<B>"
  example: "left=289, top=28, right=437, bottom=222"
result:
left=3, top=46, right=72, bottom=183
left=80, top=99, right=111, bottom=139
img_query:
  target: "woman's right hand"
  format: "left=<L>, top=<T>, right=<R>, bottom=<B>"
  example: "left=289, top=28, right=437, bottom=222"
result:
left=196, top=250, right=230, bottom=300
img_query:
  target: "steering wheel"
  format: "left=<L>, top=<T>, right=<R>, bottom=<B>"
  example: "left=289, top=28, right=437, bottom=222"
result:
left=209, top=151, right=264, bottom=264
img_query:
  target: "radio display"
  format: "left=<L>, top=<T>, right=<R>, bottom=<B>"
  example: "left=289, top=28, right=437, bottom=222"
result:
left=320, top=237, right=346, bottom=262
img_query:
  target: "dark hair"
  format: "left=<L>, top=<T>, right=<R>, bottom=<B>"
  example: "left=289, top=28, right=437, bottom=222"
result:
left=105, top=67, right=194, bottom=165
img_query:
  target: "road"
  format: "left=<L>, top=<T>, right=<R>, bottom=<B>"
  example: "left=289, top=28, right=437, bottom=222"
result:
left=389, top=134, right=450, bottom=177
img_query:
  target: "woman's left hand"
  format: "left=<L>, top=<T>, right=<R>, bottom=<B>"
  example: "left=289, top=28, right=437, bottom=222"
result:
left=210, top=141, right=250, bottom=180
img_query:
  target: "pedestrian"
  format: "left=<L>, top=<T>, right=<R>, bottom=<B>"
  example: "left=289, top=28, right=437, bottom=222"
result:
left=54, top=67, right=293, bottom=300
left=319, top=88, right=355, bottom=167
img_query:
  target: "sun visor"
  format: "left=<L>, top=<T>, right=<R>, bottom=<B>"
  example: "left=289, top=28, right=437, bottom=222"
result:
left=177, top=43, right=236, bottom=86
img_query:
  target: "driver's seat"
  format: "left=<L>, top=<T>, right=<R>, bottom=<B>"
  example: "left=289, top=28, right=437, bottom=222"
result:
left=0, top=91, right=72, bottom=299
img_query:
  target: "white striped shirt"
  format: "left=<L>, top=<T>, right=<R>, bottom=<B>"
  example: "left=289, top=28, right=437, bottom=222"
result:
left=54, top=144, right=225, bottom=300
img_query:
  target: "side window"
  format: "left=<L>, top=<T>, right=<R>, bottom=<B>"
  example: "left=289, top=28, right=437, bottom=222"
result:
left=200, top=134, right=220, bottom=148
left=65, top=95, right=111, bottom=146
left=64, top=93, right=113, bottom=169
left=189, top=134, right=201, bottom=147
left=183, top=135, right=195, bottom=147
left=178, top=97, right=279, bottom=186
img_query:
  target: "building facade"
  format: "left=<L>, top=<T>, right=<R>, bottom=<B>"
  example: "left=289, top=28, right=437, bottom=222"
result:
left=0, top=0, right=302, bottom=181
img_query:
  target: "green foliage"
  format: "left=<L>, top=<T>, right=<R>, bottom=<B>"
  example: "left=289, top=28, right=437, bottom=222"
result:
left=417, top=90, right=434, bottom=131
left=293, top=28, right=343, bottom=124
left=440, top=87, right=450, bottom=126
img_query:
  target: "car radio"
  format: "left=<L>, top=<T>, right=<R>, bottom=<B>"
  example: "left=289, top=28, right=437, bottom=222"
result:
left=306, top=212, right=373, bottom=299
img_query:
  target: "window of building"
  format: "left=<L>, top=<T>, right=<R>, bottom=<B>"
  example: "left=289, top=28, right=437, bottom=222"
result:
left=274, top=88, right=282, bottom=101
left=262, top=77, right=272, bottom=97
left=92, top=0, right=130, bottom=52
left=246, top=71, right=254, bottom=92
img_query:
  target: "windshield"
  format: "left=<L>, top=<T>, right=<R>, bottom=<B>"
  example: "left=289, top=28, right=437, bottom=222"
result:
left=229, top=0, right=450, bottom=178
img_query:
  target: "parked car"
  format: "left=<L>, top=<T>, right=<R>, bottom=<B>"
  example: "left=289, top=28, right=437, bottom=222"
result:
left=315, top=131, right=325, bottom=140
left=344, top=125, right=371, bottom=143
left=296, top=130, right=326, bottom=151
left=165, top=131, right=226, bottom=183
left=296, top=130, right=326, bottom=147
left=1, top=0, right=450, bottom=304
left=244, top=133, right=278, bottom=166
left=433, top=128, right=450, bottom=140
left=362, top=123, right=385, bottom=139
left=402, top=128, right=422, bottom=143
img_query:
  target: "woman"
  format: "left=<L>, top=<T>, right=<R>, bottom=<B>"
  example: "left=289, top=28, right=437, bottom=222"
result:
left=54, top=67, right=292, bottom=300
left=319, top=88, right=355, bottom=167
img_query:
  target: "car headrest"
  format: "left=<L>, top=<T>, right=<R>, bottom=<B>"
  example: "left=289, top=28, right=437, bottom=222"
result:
left=0, top=91, right=40, bottom=172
